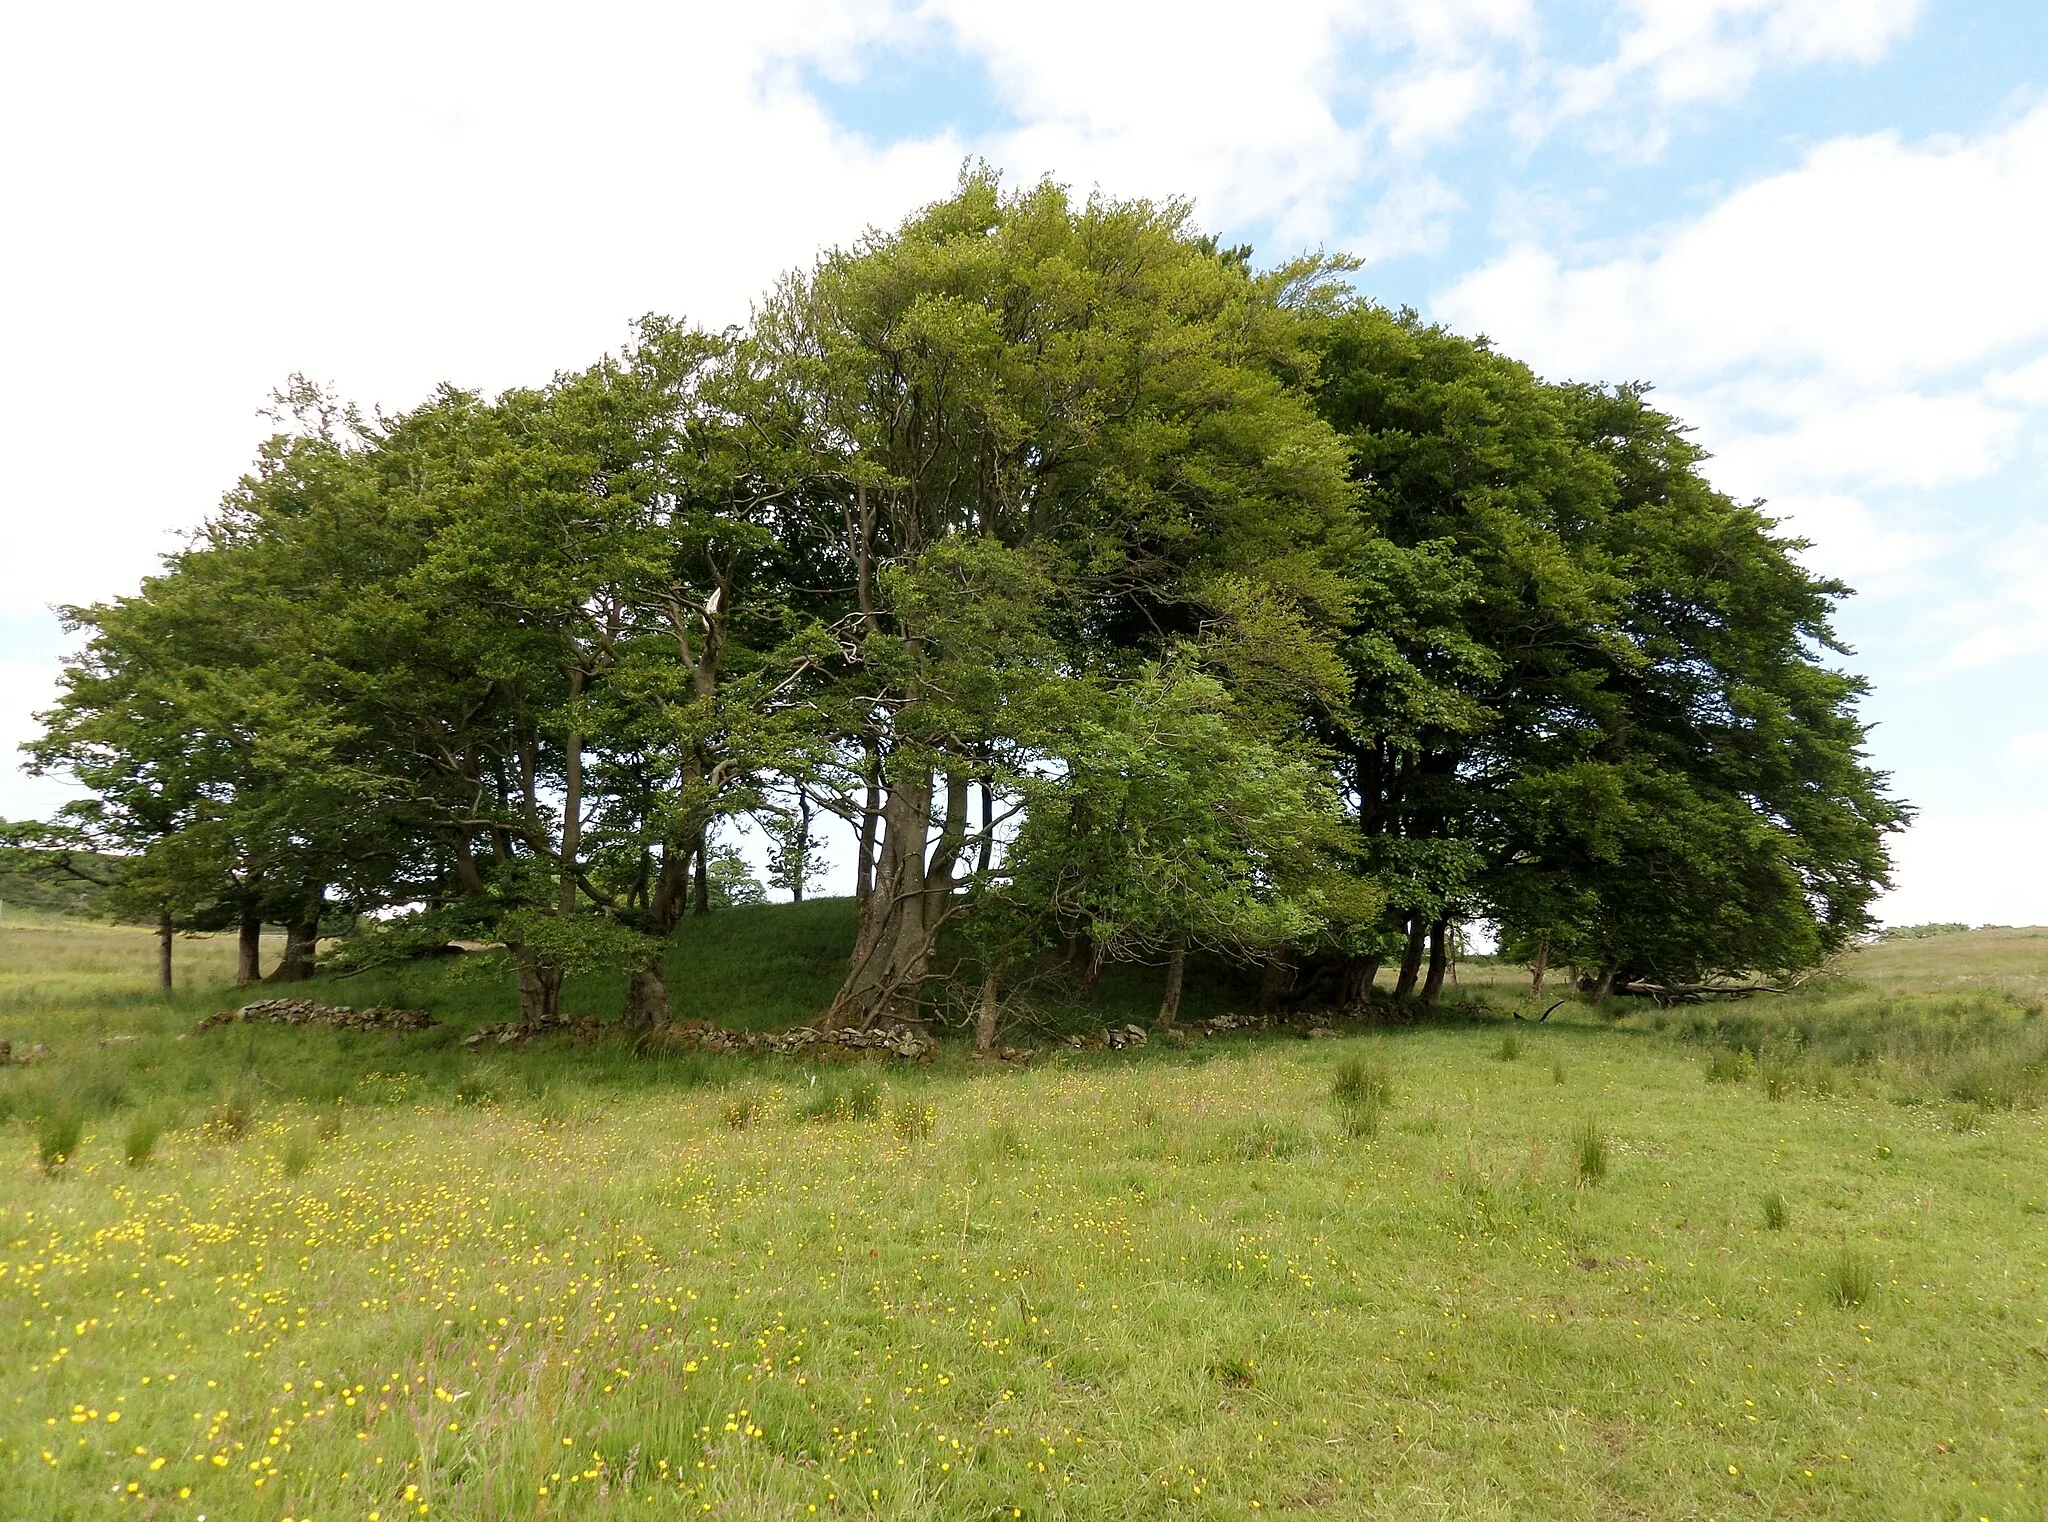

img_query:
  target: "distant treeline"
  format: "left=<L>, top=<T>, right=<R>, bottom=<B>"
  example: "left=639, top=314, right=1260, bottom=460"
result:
left=4, top=172, right=1905, bottom=1029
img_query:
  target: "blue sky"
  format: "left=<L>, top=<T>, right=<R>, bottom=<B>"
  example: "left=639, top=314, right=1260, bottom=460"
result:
left=1, top=0, right=2044, bottom=923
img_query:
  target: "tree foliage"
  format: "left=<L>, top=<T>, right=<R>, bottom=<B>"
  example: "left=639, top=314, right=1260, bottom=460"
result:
left=16, top=172, right=1905, bottom=1025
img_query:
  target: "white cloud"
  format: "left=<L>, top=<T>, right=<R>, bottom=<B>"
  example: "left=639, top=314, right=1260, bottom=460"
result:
left=2006, top=731, right=2048, bottom=765
left=1439, top=100, right=2048, bottom=391
left=1934, top=523, right=2048, bottom=673
left=1436, top=100, right=2048, bottom=675
left=0, top=0, right=961, bottom=620
left=1764, top=490, right=1938, bottom=595
left=918, top=0, right=1539, bottom=246
left=0, top=656, right=85, bottom=822
left=1552, top=0, right=1923, bottom=131
left=1876, top=809, right=2048, bottom=928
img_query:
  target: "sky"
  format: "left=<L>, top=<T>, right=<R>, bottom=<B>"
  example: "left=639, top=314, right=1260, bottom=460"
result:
left=1, top=0, right=2044, bottom=926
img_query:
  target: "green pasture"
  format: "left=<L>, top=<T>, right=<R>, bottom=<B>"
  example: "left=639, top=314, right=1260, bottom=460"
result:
left=3, top=911, right=2045, bottom=1519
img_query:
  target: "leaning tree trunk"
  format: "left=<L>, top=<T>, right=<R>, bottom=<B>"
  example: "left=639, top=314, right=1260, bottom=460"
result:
left=1392, top=916, right=1427, bottom=999
left=1157, top=937, right=1187, bottom=1029
left=235, top=915, right=262, bottom=987
left=1419, top=918, right=1451, bottom=1003
left=1529, top=932, right=1549, bottom=996
left=266, top=918, right=319, bottom=983
left=826, top=770, right=941, bottom=1029
left=1338, top=954, right=1379, bottom=1013
left=156, top=912, right=174, bottom=995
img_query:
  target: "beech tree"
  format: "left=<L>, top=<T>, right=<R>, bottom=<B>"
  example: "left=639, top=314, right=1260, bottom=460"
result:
left=749, top=171, right=1359, bottom=1026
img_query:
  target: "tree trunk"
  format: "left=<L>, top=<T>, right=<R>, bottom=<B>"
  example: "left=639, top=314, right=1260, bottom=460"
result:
left=692, top=828, right=710, bottom=916
left=623, top=965, right=671, bottom=1029
left=1420, top=917, right=1450, bottom=1003
left=1081, top=942, right=1104, bottom=1002
left=1338, top=954, right=1379, bottom=1013
left=1257, top=954, right=1292, bottom=1017
left=1157, top=937, right=1187, bottom=1029
left=618, top=842, right=690, bottom=1027
left=156, top=911, right=174, bottom=995
left=1587, top=966, right=1618, bottom=1006
left=267, top=918, right=319, bottom=983
left=518, top=959, right=564, bottom=1027
left=790, top=791, right=812, bottom=903
left=923, top=771, right=972, bottom=921
left=826, top=770, right=939, bottom=1028
left=559, top=711, right=583, bottom=916
left=1393, top=916, right=1427, bottom=998
left=974, top=970, right=1000, bottom=1053
left=235, top=915, right=262, bottom=987
left=854, top=740, right=881, bottom=902
left=1530, top=933, right=1549, bottom=996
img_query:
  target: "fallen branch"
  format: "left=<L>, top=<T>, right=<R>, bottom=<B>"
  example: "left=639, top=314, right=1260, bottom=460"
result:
left=1615, top=980, right=1788, bottom=1000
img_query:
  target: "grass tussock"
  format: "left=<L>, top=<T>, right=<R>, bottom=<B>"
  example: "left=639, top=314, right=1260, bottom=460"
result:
left=122, top=1114, right=160, bottom=1167
left=891, top=1098, right=935, bottom=1142
left=36, top=1108, right=82, bottom=1171
left=1827, top=1246, right=1875, bottom=1307
left=1759, top=1189, right=1790, bottom=1231
left=1330, top=1052, right=1393, bottom=1140
left=1574, top=1120, right=1609, bottom=1186
left=795, top=1073, right=882, bottom=1124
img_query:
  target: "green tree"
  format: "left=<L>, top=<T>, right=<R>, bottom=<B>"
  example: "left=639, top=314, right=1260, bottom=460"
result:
left=751, top=169, right=1359, bottom=1026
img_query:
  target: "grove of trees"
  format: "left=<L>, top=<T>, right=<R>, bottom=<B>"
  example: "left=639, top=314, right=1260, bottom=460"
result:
left=5, top=172, right=1906, bottom=1037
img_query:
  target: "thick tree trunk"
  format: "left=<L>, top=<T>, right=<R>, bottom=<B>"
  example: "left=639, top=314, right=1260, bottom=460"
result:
left=1157, top=937, right=1187, bottom=1029
left=267, top=918, right=319, bottom=983
left=623, top=965, right=671, bottom=1029
left=1530, top=933, right=1549, bottom=996
left=919, top=772, right=971, bottom=943
left=1393, top=916, right=1427, bottom=998
left=974, top=971, right=1000, bottom=1053
left=1587, top=966, right=1618, bottom=1005
left=826, top=771, right=940, bottom=1028
left=1338, top=954, right=1380, bottom=1013
left=157, top=912, right=174, bottom=995
left=235, top=915, right=262, bottom=987
left=1257, top=954, right=1293, bottom=1017
left=518, top=960, right=564, bottom=1027
left=1420, top=917, right=1450, bottom=1003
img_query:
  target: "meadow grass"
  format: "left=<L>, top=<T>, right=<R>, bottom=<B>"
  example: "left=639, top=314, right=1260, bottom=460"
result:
left=2, top=916, right=2045, bottom=1518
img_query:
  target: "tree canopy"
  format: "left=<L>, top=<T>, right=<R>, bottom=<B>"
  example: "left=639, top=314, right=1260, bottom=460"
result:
left=8, top=170, right=1906, bottom=1029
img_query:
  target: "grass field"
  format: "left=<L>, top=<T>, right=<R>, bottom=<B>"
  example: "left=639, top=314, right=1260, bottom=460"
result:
left=3, top=908, right=2046, bottom=1519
